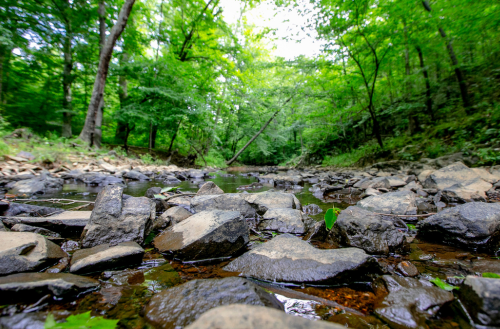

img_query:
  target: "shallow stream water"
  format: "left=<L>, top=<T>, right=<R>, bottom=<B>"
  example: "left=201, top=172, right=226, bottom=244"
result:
left=3, top=169, right=498, bottom=329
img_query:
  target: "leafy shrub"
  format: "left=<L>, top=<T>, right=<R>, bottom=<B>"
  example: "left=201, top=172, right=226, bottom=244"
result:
left=139, top=153, right=154, bottom=165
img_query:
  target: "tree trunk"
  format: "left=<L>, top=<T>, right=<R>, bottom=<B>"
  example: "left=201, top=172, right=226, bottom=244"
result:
left=79, top=0, right=136, bottom=145
left=115, top=52, right=128, bottom=144
left=168, top=118, right=182, bottom=154
left=149, top=122, right=158, bottom=150
left=93, top=0, right=107, bottom=147
left=416, top=45, right=434, bottom=120
left=62, top=26, right=73, bottom=138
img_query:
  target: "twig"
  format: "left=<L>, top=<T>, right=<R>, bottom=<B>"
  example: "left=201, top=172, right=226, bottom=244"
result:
left=161, top=193, right=196, bottom=202
left=10, top=198, right=95, bottom=205
left=373, top=212, right=436, bottom=218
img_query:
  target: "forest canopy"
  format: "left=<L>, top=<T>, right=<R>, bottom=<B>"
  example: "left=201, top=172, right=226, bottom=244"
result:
left=1, top=0, right=499, bottom=167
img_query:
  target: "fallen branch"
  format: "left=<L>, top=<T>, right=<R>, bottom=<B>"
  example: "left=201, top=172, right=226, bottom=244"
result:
left=373, top=212, right=436, bottom=218
left=8, top=198, right=95, bottom=205
left=161, top=193, right=196, bottom=202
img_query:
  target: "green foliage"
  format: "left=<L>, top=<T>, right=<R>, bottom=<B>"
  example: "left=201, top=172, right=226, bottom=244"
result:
left=482, top=273, right=500, bottom=279
left=406, top=224, right=416, bottom=231
left=139, top=153, right=154, bottom=165
left=196, top=150, right=228, bottom=168
left=324, top=207, right=341, bottom=230
left=430, top=278, right=459, bottom=291
left=44, top=312, right=118, bottom=329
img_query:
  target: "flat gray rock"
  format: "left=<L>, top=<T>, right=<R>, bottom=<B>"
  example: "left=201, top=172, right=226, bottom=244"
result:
left=190, top=194, right=257, bottom=218
left=258, top=208, right=313, bottom=234
left=417, top=202, right=500, bottom=253
left=241, top=191, right=302, bottom=214
left=224, top=234, right=379, bottom=284
left=154, top=210, right=249, bottom=260
left=9, top=174, right=63, bottom=195
left=80, top=185, right=155, bottom=248
left=332, top=206, right=406, bottom=255
left=123, top=170, right=150, bottom=181
left=11, top=223, right=60, bottom=238
left=0, top=273, right=99, bottom=303
left=357, top=191, right=417, bottom=215
left=196, top=181, right=224, bottom=195
left=0, top=232, right=66, bottom=275
left=458, top=276, right=500, bottom=326
left=70, top=241, right=144, bottom=274
left=145, top=277, right=283, bottom=329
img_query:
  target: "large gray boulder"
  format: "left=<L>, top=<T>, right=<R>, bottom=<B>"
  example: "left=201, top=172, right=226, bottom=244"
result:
left=196, top=181, right=224, bottom=195
left=332, top=206, right=406, bottom=255
left=9, top=174, right=63, bottom=195
left=417, top=202, right=500, bottom=253
left=241, top=191, right=302, bottom=214
left=190, top=194, right=257, bottom=218
left=185, top=304, right=345, bottom=329
left=224, top=234, right=380, bottom=284
left=80, top=185, right=155, bottom=248
left=153, top=210, right=249, bottom=260
left=357, top=191, right=417, bottom=215
left=70, top=241, right=144, bottom=274
left=374, top=275, right=454, bottom=329
left=353, top=177, right=391, bottom=190
left=0, top=273, right=99, bottom=303
left=145, top=277, right=283, bottom=329
left=458, top=276, right=500, bottom=326
left=258, top=208, right=313, bottom=234
left=0, top=232, right=66, bottom=275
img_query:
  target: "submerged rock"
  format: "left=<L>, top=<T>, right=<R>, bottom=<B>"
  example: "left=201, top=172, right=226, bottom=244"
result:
left=145, top=277, right=283, bottom=329
left=224, top=234, right=380, bottom=284
left=0, top=232, right=66, bottom=275
left=332, top=206, right=406, bottom=255
left=190, top=194, right=257, bottom=218
left=80, top=185, right=155, bottom=248
left=185, top=304, right=345, bottom=329
left=458, top=276, right=500, bottom=326
left=196, top=181, right=224, bottom=195
left=374, top=275, right=454, bottom=329
left=357, top=191, right=417, bottom=215
left=76, top=172, right=125, bottom=186
left=258, top=208, right=313, bottom=234
left=153, top=210, right=249, bottom=260
left=417, top=202, right=500, bottom=253
left=0, top=273, right=99, bottom=303
left=70, top=241, right=144, bottom=274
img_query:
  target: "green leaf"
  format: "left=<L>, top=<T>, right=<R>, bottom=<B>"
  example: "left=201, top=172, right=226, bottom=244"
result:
left=153, top=194, right=167, bottom=200
left=430, top=277, right=459, bottom=291
left=160, top=187, right=179, bottom=193
left=406, top=224, right=416, bottom=230
left=482, top=272, right=500, bottom=278
left=324, top=208, right=338, bottom=230
left=44, top=312, right=118, bottom=329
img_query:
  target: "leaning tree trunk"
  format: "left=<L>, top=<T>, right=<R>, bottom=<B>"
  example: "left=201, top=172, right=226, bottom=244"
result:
left=416, top=45, right=434, bottom=120
left=62, top=28, right=73, bottom=138
left=79, top=0, right=136, bottom=145
left=93, top=0, right=107, bottom=147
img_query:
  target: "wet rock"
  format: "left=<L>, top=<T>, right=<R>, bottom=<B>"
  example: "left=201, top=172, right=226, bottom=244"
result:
left=70, top=241, right=144, bottom=274
left=241, top=191, right=302, bottom=214
left=357, top=191, right=417, bottom=215
left=1, top=202, right=63, bottom=217
left=332, top=206, right=406, bottom=255
left=154, top=210, right=249, bottom=260
left=145, top=277, right=283, bottom=329
left=417, top=202, right=500, bottom=253
left=258, top=208, right=313, bottom=234
left=9, top=174, right=63, bottom=195
left=187, top=169, right=207, bottom=179
left=302, top=203, right=322, bottom=215
left=374, top=275, right=454, bottom=329
left=145, top=187, right=161, bottom=198
left=163, top=175, right=182, bottom=184
left=80, top=185, right=155, bottom=248
left=274, top=175, right=303, bottom=186
left=10, top=223, right=60, bottom=238
left=185, top=304, right=345, bottom=329
left=224, top=234, right=380, bottom=284
left=471, top=259, right=500, bottom=275
left=75, top=172, right=125, bottom=186
left=458, top=276, right=500, bottom=326
left=396, top=261, right=419, bottom=277
left=196, top=181, right=224, bottom=196
left=0, top=221, right=6, bottom=231
left=123, top=170, right=150, bottom=181
left=157, top=206, right=192, bottom=229
left=237, top=182, right=263, bottom=190
left=0, top=312, right=48, bottom=329
left=0, top=273, right=99, bottom=303
left=0, top=232, right=66, bottom=275
left=190, top=194, right=256, bottom=218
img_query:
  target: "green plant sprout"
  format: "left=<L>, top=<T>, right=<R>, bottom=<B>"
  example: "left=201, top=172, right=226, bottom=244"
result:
left=324, top=207, right=342, bottom=230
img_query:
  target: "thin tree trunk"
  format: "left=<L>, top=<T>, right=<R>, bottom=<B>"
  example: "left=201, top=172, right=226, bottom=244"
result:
left=149, top=122, right=158, bottom=150
left=93, top=0, right=106, bottom=147
left=115, top=52, right=128, bottom=144
left=62, top=26, right=73, bottom=138
left=416, top=45, right=434, bottom=120
left=79, top=0, right=136, bottom=145
left=167, top=118, right=183, bottom=154
left=226, top=95, right=293, bottom=165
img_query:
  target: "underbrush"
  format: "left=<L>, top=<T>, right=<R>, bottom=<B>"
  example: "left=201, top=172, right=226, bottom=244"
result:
left=196, top=149, right=227, bottom=168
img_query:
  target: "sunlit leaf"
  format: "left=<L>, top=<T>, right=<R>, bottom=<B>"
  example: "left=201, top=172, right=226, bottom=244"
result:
left=153, top=194, right=167, bottom=200
left=160, top=187, right=179, bottom=193
left=482, top=272, right=500, bottom=279
left=430, top=277, right=458, bottom=291
left=44, top=312, right=118, bottom=329
left=324, top=208, right=337, bottom=230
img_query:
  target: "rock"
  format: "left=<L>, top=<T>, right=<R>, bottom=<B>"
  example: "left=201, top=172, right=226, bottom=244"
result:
left=145, top=187, right=161, bottom=198
left=123, top=170, right=150, bottom=181
left=196, top=181, right=224, bottom=195
left=10, top=223, right=61, bottom=238
left=361, top=187, right=381, bottom=198
left=458, top=276, right=500, bottom=326
left=241, top=191, right=302, bottom=214
left=258, top=208, right=313, bottom=234
left=302, top=203, right=322, bottom=215
left=145, top=277, right=283, bottom=329
left=357, top=191, right=417, bottom=215
left=187, top=169, right=207, bottom=179
left=274, top=175, right=303, bottom=186
left=224, top=234, right=380, bottom=284
left=16, top=151, right=35, bottom=161
left=354, top=177, right=391, bottom=190
left=471, top=259, right=500, bottom=275
left=441, top=178, right=492, bottom=202
left=80, top=185, right=155, bottom=248
left=417, top=202, right=500, bottom=253
left=75, top=172, right=125, bottom=186
left=1, top=202, right=63, bottom=217
left=423, top=162, right=489, bottom=190
left=0, top=232, right=67, bottom=275
left=374, top=275, right=454, bottom=329
left=157, top=206, right=192, bottom=229
left=0, top=221, right=6, bottom=231
left=332, top=206, right=406, bottom=255
left=98, top=161, right=117, bottom=173
left=472, top=168, right=500, bottom=184
left=190, top=194, right=256, bottom=218
left=417, top=170, right=434, bottom=183
left=9, top=174, right=63, bottom=195
left=185, top=304, right=345, bottom=329
left=386, top=177, right=408, bottom=187
left=396, top=261, right=419, bottom=277
left=0, top=273, right=99, bottom=303
left=70, top=241, right=144, bottom=274
left=154, top=210, right=249, bottom=260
